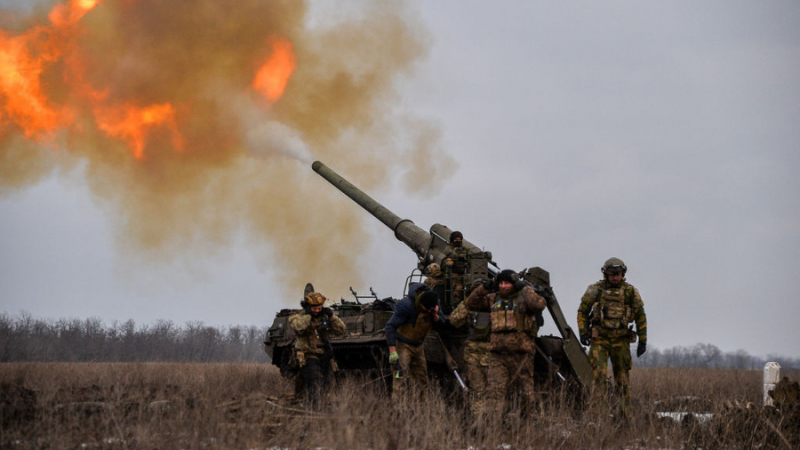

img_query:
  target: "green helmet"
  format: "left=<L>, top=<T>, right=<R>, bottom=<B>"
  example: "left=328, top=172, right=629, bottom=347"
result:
left=601, top=257, right=627, bottom=276
left=425, top=263, right=441, bottom=275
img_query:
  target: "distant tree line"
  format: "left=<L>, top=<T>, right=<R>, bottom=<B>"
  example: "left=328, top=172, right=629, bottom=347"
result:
left=635, top=342, right=800, bottom=370
left=0, top=312, right=269, bottom=363
left=1, top=312, right=798, bottom=369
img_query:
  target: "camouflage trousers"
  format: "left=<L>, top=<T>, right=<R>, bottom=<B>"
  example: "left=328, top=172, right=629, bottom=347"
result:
left=486, top=351, right=536, bottom=415
left=588, top=334, right=633, bottom=419
left=297, top=354, right=334, bottom=410
left=463, top=340, right=491, bottom=417
left=450, top=275, right=465, bottom=306
left=393, top=340, right=428, bottom=399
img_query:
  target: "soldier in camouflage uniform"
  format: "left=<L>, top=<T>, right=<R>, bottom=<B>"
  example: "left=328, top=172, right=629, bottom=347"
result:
left=288, top=291, right=346, bottom=409
left=385, top=283, right=445, bottom=398
left=577, top=257, right=647, bottom=420
left=464, top=269, right=547, bottom=415
left=423, top=263, right=449, bottom=312
left=449, top=285, right=492, bottom=418
left=442, top=231, right=469, bottom=307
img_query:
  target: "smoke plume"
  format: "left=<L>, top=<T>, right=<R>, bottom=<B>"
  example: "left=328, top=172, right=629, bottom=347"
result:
left=0, top=0, right=456, bottom=302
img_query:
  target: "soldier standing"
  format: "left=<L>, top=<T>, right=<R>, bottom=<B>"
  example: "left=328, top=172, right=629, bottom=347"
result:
left=385, top=283, right=445, bottom=398
left=577, top=257, right=648, bottom=420
left=464, top=269, right=547, bottom=415
left=442, top=231, right=469, bottom=307
left=288, top=291, right=346, bottom=409
left=423, top=263, right=448, bottom=312
left=449, top=285, right=492, bottom=418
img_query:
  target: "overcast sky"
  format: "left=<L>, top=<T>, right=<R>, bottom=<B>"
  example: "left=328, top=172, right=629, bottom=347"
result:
left=1, top=1, right=799, bottom=359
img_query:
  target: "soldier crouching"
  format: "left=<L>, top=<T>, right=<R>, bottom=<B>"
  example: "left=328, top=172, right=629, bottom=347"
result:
left=385, top=283, right=445, bottom=400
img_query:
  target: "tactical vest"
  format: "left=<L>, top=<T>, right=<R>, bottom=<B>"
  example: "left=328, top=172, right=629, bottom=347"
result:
left=396, top=311, right=434, bottom=344
left=490, top=297, right=536, bottom=336
left=449, top=247, right=468, bottom=274
left=592, top=285, right=634, bottom=330
left=290, top=314, right=331, bottom=355
left=468, top=311, right=491, bottom=341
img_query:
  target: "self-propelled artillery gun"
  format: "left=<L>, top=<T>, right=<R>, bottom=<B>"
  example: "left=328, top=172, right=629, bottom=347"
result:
left=264, top=161, right=592, bottom=394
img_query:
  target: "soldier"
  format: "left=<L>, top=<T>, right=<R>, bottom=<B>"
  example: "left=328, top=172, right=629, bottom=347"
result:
left=423, top=263, right=448, bottom=311
left=288, top=291, right=346, bottom=409
left=464, top=269, right=547, bottom=415
left=449, top=281, right=492, bottom=418
left=385, top=283, right=445, bottom=398
left=442, top=231, right=469, bottom=307
left=577, top=257, right=648, bottom=420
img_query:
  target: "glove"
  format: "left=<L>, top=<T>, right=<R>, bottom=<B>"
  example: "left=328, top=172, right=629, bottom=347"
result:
left=322, top=307, right=333, bottom=318
left=481, top=279, right=496, bottom=292
left=580, top=334, right=590, bottom=346
left=388, top=351, right=399, bottom=365
left=637, top=341, right=647, bottom=357
left=513, top=278, right=527, bottom=291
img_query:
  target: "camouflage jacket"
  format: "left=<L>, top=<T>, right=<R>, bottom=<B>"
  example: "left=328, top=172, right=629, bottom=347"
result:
left=288, top=311, right=346, bottom=356
left=577, top=279, right=647, bottom=343
left=449, top=298, right=491, bottom=342
left=464, top=284, right=546, bottom=353
left=442, top=245, right=469, bottom=275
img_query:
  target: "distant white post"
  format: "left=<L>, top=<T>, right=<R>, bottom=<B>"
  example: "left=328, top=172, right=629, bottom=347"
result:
left=763, top=362, right=780, bottom=406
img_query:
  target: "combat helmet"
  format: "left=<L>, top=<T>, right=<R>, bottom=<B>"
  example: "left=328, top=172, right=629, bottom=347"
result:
left=425, top=263, right=442, bottom=276
left=601, top=257, right=627, bottom=276
left=303, top=292, right=327, bottom=307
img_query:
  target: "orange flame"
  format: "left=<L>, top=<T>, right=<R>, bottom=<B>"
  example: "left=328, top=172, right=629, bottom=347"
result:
left=0, top=28, right=72, bottom=140
left=49, top=0, right=100, bottom=28
left=252, top=37, right=296, bottom=104
left=94, top=102, right=185, bottom=160
left=1, top=1, right=298, bottom=160
left=0, top=0, right=100, bottom=141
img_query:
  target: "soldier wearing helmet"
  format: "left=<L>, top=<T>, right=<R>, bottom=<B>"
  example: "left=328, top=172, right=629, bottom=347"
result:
left=462, top=269, right=547, bottom=417
left=288, top=290, right=346, bottom=409
left=423, top=263, right=448, bottom=312
left=577, top=257, right=648, bottom=420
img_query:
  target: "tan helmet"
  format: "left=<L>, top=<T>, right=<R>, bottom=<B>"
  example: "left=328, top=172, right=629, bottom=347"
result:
left=601, top=257, right=627, bottom=276
left=304, top=292, right=326, bottom=307
left=425, top=263, right=441, bottom=275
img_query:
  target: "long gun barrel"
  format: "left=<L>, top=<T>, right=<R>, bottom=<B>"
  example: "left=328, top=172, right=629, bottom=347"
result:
left=312, top=160, right=432, bottom=257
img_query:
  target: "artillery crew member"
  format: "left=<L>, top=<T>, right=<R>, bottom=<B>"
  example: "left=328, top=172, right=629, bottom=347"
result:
left=385, top=283, right=445, bottom=398
left=449, top=282, right=492, bottom=418
left=464, top=269, right=547, bottom=415
left=288, top=291, right=346, bottom=409
left=423, top=263, right=448, bottom=312
left=442, top=231, right=469, bottom=308
left=577, top=257, right=647, bottom=420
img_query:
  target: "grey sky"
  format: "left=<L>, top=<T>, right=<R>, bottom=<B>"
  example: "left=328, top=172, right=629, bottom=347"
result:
left=1, top=1, right=799, bottom=359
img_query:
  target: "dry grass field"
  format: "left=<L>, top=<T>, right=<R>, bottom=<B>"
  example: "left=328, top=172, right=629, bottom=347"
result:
left=1, top=363, right=797, bottom=449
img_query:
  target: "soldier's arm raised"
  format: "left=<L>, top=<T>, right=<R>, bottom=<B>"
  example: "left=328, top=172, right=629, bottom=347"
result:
left=288, top=313, right=312, bottom=334
left=330, top=314, right=346, bottom=336
left=448, top=301, right=470, bottom=329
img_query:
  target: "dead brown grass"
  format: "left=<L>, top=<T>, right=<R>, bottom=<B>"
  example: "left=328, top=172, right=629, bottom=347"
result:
left=1, top=363, right=797, bottom=449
